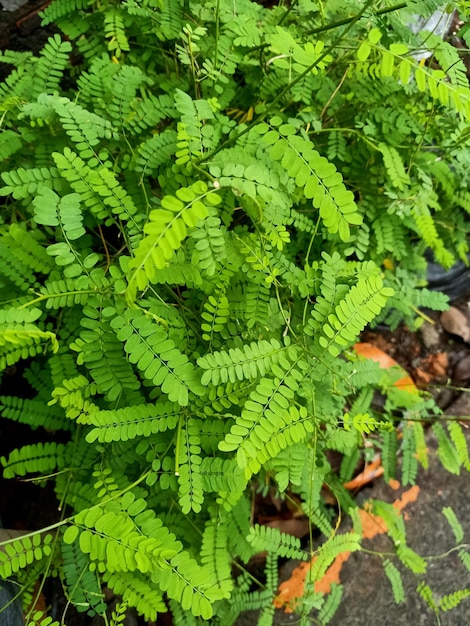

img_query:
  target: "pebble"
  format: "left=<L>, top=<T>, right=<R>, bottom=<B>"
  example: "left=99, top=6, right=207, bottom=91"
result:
left=441, top=307, right=470, bottom=342
left=419, top=320, right=441, bottom=349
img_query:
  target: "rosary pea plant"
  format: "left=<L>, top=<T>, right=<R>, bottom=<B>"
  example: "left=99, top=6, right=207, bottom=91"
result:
left=1, top=0, right=470, bottom=623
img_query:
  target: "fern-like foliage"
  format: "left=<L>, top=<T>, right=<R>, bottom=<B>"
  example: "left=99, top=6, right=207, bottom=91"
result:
left=126, top=182, right=221, bottom=301
left=0, top=307, right=58, bottom=369
left=255, top=120, right=362, bottom=241
left=318, top=275, right=394, bottom=356
left=200, top=516, right=233, bottom=599
left=383, top=559, right=405, bottom=604
left=442, top=506, right=464, bottom=544
left=0, top=1, right=468, bottom=622
left=62, top=536, right=107, bottom=616
left=1, top=442, right=67, bottom=479
left=110, top=308, right=203, bottom=405
left=247, top=524, right=308, bottom=560
left=197, top=338, right=295, bottom=386
left=0, top=396, right=68, bottom=431
left=70, top=296, right=142, bottom=402
left=85, top=401, right=179, bottom=443
left=219, top=360, right=311, bottom=478
left=40, top=0, right=91, bottom=25
left=31, top=34, right=72, bottom=98
left=0, top=533, right=54, bottom=578
left=311, top=533, right=361, bottom=582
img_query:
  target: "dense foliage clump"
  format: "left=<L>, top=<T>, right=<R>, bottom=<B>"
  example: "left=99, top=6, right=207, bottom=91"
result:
left=0, top=0, right=470, bottom=623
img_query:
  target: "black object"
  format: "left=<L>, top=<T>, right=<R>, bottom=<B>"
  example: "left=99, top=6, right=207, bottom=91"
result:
left=0, top=517, right=25, bottom=626
left=0, top=583, right=24, bottom=626
left=426, top=257, right=470, bottom=301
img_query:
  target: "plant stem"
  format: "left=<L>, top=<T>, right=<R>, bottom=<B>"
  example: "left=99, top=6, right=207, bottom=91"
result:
left=307, top=2, right=408, bottom=35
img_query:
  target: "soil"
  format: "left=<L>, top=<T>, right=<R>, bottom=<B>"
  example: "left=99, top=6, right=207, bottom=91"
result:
left=0, top=0, right=56, bottom=73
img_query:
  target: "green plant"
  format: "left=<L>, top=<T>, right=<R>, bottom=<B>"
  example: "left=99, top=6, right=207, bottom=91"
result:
left=1, top=0, right=470, bottom=624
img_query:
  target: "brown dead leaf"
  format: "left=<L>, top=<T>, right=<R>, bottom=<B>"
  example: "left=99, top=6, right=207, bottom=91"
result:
left=429, top=352, right=448, bottom=377
left=343, top=455, right=383, bottom=491
left=414, top=353, right=448, bottom=385
left=266, top=518, right=310, bottom=539
left=353, top=343, right=418, bottom=394
left=414, top=367, right=433, bottom=385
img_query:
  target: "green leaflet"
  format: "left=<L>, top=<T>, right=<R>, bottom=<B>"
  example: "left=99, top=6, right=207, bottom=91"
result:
left=197, top=338, right=295, bottom=386
left=33, top=187, right=85, bottom=240
left=176, top=416, right=204, bottom=513
left=31, top=33, right=72, bottom=97
left=85, top=401, right=180, bottom=443
left=0, top=307, right=58, bottom=369
left=356, top=35, right=470, bottom=120
left=200, top=517, right=233, bottom=599
left=62, top=537, right=107, bottom=616
left=72, top=296, right=142, bottom=402
left=201, top=292, right=230, bottom=347
left=247, top=524, right=308, bottom=560
left=442, top=506, right=464, bottom=544
left=110, top=308, right=203, bottom=406
left=311, top=534, right=361, bottom=582
left=63, top=503, right=179, bottom=568
left=255, top=121, right=362, bottom=241
left=383, top=559, right=405, bottom=604
left=0, top=532, right=54, bottom=578
left=378, top=143, right=410, bottom=190
left=318, top=583, right=343, bottom=624
left=1, top=442, right=67, bottom=479
left=319, top=275, right=394, bottom=356
left=126, top=181, right=221, bottom=301
left=0, top=396, right=69, bottom=431
left=219, top=358, right=311, bottom=478
left=103, top=571, right=167, bottom=621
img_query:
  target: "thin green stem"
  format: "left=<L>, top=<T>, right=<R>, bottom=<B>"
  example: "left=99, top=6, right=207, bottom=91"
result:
left=212, top=0, right=220, bottom=98
left=17, top=289, right=100, bottom=310
left=311, top=127, right=380, bottom=151
left=307, top=2, right=407, bottom=35
left=277, top=0, right=299, bottom=26
left=174, top=414, right=184, bottom=477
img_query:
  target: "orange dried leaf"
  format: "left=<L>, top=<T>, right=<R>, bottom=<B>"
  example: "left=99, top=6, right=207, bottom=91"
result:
left=353, top=342, right=418, bottom=394
left=274, top=561, right=310, bottom=611
left=343, top=455, right=383, bottom=491
left=313, top=550, right=351, bottom=594
left=393, top=484, right=420, bottom=511
left=359, top=507, right=388, bottom=539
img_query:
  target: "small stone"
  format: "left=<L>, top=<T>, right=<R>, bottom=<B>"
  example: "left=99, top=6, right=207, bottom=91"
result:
left=420, top=321, right=440, bottom=349
left=440, top=307, right=470, bottom=342
left=453, top=354, right=470, bottom=384
left=1, top=0, right=30, bottom=10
